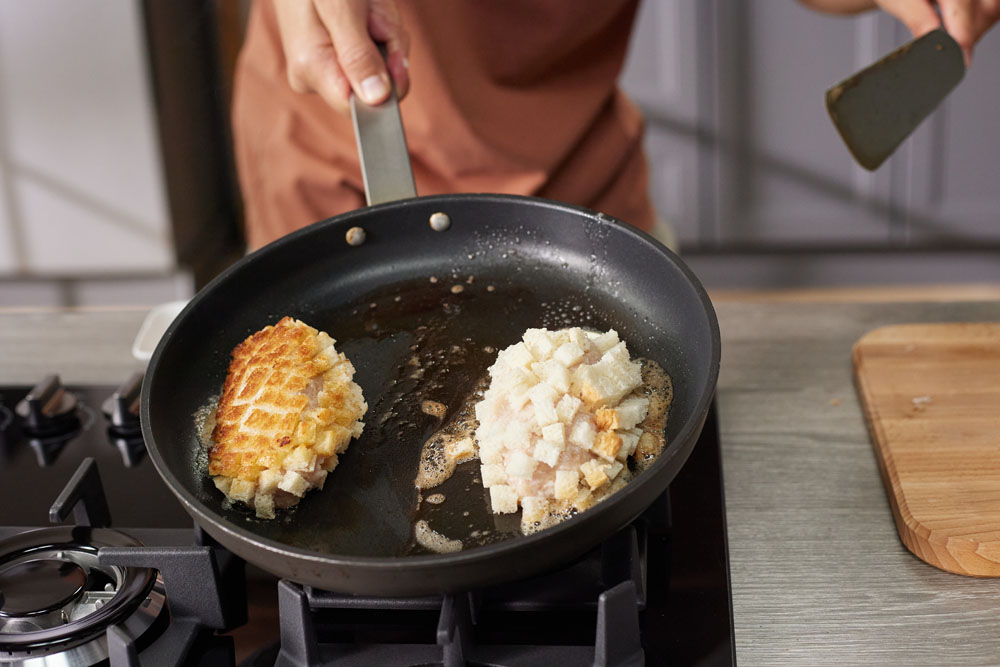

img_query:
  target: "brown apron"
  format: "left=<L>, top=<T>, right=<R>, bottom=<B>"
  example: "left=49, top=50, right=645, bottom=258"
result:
left=232, top=0, right=654, bottom=250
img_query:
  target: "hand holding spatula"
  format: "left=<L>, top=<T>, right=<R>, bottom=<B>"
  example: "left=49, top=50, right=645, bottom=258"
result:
left=821, top=0, right=1000, bottom=170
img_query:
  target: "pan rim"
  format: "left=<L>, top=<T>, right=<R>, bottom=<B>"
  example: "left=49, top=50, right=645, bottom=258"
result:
left=141, top=193, right=721, bottom=571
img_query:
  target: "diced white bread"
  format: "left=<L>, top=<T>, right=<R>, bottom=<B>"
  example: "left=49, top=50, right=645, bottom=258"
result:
left=592, top=431, right=622, bottom=461
left=528, top=383, right=560, bottom=426
left=504, top=366, right=539, bottom=389
left=480, top=463, right=506, bottom=488
left=490, top=485, right=519, bottom=513
left=531, top=360, right=570, bottom=394
left=230, top=479, right=256, bottom=502
left=580, top=460, right=609, bottom=489
left=480, top=440, right=504, bottom=465
left=523, top=328, right=569, bottom=359
left=593, top=408, right=619, bottom=431
left=541, top=423, right=565, bottom=445
left=568, top=416, right=596, bottom=449
left=495, top=342, right=534, bottom=369
left=474, top=399, right=492, bottom=423
left=614, top=397, right=649, bottom=431
left=553, top=341, right=585, bottom=367
left=533, top=440, right=563, bottom=467
left=588, top=329, right=620, bottom=353
left=521, top=496, right=549, bottom=524
left=314, top=426, right=346, bottom=456
left=574, top=487, right=595, bottom=510
left=508, top=451, right=538, bottom=477
left=213, top=476, right=233, bottom=494
left=446, top=436, right=476, bottom=463
left=554, top=470, right=579, bottom=500
left=567, top=328, right=590, bottom=349
left=603, top=460, right=624, bottom=481
left=556, top=394, right=583, bottom=424
left=500, top=419, right=533, bottom=450
left=604, top=341, right=632, bottom=365
left=292, top=420, right=317, bottom=447
left=572, top=345, right=642, bottom=407
left=617, top=429, right=641, bottom=462
left=285, top=446, right=317, bottom=473
left=258, top=469, right=283, bottom=494
left=507, top=386, right=533, bottom=411
left=278, top=471, right=310, bottom=497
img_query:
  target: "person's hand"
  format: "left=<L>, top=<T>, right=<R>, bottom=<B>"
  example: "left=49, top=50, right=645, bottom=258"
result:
left=273, top=0, right=410, bottom=113
left=874, top=0, right=1000, bottom=64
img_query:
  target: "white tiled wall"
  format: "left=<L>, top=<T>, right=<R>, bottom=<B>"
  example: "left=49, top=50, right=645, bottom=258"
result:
left=0, top=0, right=174, bottom=279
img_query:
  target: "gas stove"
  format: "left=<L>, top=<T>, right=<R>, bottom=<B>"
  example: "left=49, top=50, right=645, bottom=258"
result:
left=0, top=375, right=734, bottom=666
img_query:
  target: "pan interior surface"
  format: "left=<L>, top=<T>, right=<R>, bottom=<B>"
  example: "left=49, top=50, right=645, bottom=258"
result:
left=144, top=196, right=718, bottom=562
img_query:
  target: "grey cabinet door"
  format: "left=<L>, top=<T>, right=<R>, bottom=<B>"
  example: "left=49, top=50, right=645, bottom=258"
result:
left=900, top=29, right=1000, bottom=245
left=712, top=1, right=899, bottom=247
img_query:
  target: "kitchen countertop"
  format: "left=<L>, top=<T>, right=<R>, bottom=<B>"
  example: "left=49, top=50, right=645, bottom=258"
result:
left=3, top=300, right=1000, bottom=664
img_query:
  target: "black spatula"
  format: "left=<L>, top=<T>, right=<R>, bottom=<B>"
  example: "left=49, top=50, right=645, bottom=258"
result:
left=826, top=28, right=965, bottom=171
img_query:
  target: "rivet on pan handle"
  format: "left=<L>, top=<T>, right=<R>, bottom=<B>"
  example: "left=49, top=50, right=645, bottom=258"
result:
left=349, top=45, right=417, bottom=206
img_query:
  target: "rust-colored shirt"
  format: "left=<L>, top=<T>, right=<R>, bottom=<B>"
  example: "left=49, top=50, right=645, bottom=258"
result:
left=232, top=0, right=653, bottom=250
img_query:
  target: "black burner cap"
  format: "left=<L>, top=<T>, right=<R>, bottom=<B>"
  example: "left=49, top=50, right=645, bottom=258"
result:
left=0, top=558, right=87, bottom=617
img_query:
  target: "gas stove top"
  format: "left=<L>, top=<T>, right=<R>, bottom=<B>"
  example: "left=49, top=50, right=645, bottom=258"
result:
left=0, top=375, right=734, bottom=666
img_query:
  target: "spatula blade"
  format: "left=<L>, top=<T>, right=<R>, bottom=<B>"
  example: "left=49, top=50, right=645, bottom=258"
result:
left=826, top=28, right=965, bottom=171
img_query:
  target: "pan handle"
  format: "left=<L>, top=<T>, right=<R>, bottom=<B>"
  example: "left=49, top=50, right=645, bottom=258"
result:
left=349, top=47, right=417, bottom=206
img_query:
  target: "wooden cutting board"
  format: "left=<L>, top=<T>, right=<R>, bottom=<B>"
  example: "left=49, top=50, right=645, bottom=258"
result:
left=853, top=323, right=1000, bottom=576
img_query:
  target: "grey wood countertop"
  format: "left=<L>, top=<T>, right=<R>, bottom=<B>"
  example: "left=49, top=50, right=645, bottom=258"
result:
left=3, top=301, right=1000, bottom=664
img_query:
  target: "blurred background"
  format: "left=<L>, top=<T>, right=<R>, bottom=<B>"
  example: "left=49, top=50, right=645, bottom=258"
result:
left=0, top=0, right=997, bottom=308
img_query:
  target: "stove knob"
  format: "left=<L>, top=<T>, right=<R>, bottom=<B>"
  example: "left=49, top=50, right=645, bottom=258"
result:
left=102, top=372, right=143, bottom=435
left=15, top=375, right=80, bottom=436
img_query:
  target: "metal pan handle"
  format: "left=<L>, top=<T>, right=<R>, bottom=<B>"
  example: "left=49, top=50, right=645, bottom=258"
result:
left=349, top=47, right=417, bottom=206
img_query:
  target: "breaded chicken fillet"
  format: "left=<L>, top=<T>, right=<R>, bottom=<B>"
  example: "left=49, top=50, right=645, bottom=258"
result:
left=209, top=316, right=367, bottom=518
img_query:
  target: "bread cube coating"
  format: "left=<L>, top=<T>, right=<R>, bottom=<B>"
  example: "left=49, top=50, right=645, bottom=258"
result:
left=475, top=327, right=652, bottom=533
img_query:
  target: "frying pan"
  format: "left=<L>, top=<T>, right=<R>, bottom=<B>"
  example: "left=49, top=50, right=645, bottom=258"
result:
left=140, top=85, right=720, bottom=597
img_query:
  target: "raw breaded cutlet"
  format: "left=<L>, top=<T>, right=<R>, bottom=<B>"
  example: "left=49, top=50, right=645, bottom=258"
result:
left=209, top=316, right=367, bottom=519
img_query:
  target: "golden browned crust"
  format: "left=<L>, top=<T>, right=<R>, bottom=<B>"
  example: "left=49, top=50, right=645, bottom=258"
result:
left=208, top=316, right=366, bottom=518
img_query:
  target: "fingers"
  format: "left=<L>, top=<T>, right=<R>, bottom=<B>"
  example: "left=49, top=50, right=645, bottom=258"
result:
left=875, top=0, right=941, bottom=37
left=938, top=0, right=1000, bottom=64
left=274, top=0, right=352, bottom=113
left=939, top=0, right=976, bottom=63
left=273, top=0, right=410, bottom=112
left=368, top=0, right=410, bottom=99
left=313, top=0, right=391, bottom=105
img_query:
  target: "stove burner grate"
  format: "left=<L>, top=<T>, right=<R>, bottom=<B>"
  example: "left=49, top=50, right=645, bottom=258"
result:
left=0, top=526, right=165, bottom=664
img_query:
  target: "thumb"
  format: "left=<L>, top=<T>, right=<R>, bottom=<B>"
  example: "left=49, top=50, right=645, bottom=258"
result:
left=313, top=0, right=391, bottom=105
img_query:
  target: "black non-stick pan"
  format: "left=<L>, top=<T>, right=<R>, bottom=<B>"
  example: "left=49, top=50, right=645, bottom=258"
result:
left=140, top=87, right=720, bottom=597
